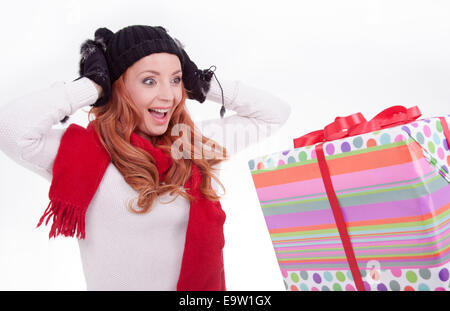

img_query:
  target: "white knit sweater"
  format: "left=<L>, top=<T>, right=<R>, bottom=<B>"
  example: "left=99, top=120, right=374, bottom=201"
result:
left=0, top=76, right=290, bottom=290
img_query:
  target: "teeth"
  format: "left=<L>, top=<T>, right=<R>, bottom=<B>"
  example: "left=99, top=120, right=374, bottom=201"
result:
left=150, top=108, right=169, bottom=113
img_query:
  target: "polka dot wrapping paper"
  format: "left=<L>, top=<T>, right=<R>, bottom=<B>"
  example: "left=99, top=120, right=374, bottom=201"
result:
left=248, top=115, right=450, bottom=291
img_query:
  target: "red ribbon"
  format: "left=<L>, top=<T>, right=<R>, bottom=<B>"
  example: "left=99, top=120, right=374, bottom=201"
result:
left=315, top=144, right=366, bottom=291
left=294, top=105, right=422, bottom=148
left=293, top=105, right=422, bottom=291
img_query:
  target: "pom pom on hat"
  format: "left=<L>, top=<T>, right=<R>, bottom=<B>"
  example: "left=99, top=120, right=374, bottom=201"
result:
left=94, top=27, right=114, bottom=52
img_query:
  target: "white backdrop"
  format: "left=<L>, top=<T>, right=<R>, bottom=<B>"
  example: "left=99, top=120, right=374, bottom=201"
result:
left=0, top=0, right=449, bottom=290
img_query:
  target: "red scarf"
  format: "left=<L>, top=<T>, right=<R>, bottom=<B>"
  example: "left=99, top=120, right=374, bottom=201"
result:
left=36, top=121, right=227, bottom=291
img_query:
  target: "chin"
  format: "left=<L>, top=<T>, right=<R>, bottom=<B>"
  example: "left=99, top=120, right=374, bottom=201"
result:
left=143, top=124, right=169, bottom=137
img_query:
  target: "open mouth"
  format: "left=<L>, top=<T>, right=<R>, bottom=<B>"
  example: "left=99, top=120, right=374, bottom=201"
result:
left=148, top=108, right=169, bottom=123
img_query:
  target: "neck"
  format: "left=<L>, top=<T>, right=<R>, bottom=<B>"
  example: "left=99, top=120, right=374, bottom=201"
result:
left=135, top=129, right=153, bottom=141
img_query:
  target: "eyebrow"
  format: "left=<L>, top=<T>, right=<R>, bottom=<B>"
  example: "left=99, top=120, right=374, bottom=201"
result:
left=140, top=69, right=182, bottom=75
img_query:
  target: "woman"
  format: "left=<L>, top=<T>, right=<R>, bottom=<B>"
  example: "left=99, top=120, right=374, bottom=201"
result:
left=0, top=25, right=291, bottom=290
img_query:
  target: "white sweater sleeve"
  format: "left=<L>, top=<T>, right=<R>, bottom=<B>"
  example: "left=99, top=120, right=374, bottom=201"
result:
left=0, top=77, right=99, bottom=182
left=200, top=78, right=291, bottom=158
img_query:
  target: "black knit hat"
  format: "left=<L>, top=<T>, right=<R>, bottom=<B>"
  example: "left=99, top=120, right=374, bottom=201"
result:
left=95, top=25, right=187, bottom=84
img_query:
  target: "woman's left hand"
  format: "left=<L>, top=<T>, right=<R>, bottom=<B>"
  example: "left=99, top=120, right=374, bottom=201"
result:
left=180, top=49, right=214, bottom=103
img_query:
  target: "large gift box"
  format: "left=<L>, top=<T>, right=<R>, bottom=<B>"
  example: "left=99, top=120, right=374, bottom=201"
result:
left=247, top=106, right=450, bottom=291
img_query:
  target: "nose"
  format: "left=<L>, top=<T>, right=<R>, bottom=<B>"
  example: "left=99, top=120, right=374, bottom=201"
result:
left=157, top=81, right=174, bottom=102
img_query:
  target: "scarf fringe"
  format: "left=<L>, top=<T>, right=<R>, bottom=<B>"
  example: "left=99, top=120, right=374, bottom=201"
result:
left=36, top=198, right=87, bottom=239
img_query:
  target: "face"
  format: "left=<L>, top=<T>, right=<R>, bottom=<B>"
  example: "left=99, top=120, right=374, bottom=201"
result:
left=124, top=52, right=183, bottom=138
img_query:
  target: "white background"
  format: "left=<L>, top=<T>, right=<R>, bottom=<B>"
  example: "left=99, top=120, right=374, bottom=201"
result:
left=0, top=0, right=449, bottom=290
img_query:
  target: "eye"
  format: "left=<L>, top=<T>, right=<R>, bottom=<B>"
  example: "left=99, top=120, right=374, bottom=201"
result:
left=172, top=76, right=181, bottom=84
left=143, top=77, right=156, bottom=86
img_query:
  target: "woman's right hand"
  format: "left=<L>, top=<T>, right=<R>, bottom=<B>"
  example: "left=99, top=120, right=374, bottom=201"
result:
left=76, top=37, right=111, bottom=107
left=61, top=39, right=110, bottom=124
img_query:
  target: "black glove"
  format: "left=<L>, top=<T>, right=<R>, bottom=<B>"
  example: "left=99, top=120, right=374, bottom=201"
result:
left=60, top=37, right=112, bottom=124
left=76, top=37, right=112, bottom=107
left=181, top=48, right=214, bottom=103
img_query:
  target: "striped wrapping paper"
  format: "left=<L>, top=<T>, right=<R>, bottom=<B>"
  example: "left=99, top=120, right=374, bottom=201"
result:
left=248, top=116, right=450, bottom=291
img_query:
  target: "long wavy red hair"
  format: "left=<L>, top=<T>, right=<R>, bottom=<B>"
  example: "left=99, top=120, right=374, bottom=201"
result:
left=87, top=73, right=228, bottom=214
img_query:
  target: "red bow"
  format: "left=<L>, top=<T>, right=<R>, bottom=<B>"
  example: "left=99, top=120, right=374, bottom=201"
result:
left=294, top=106, right=422, bottom=148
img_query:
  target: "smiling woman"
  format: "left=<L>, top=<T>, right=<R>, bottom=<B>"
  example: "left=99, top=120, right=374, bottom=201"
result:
left=123, top=53, right=183, bottom=137
left=0, top=24, right=291, bottom=290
